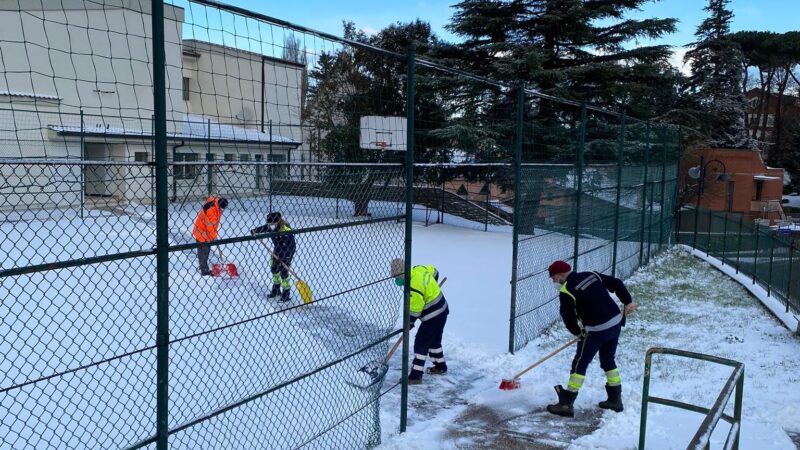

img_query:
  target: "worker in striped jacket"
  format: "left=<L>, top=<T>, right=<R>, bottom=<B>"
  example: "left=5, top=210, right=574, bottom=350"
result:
left=390, top=259, right=448, bottom=385
left=546, top=260, right=637, bottom=418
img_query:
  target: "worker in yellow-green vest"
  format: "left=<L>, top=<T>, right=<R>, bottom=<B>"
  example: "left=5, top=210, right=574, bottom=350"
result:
left=390, top=258, right=448, bottom=385
left=546, top=260, right=637, bottom=418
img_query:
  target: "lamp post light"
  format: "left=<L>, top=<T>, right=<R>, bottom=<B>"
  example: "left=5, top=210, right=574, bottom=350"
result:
left=688, top=156, right=732, bottom=248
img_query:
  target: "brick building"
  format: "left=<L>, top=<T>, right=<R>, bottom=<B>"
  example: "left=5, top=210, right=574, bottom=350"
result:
left=681, top=148, right=785, bottom=223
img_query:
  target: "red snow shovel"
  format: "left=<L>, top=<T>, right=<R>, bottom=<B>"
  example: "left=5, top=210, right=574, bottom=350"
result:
left=499, top=336, right=579, bottom=390
left=212, top=247, right=239, bottom=278
left=499, top=303, right=639, bottom=390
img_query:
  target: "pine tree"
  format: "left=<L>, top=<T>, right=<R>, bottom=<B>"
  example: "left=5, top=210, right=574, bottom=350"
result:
left=447, top=0, right=679, bottom=115
left=683, top=0, right=754, bottom=149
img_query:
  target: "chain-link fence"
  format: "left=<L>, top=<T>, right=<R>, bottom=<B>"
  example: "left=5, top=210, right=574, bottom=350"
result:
left=0, top=0, right=682, bottom=447
left=509, top=103, right=681, bottom=352
left=677, top=208, right=800, bottom=316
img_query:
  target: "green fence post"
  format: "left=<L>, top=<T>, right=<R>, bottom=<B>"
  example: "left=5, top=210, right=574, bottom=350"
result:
left=647, top=177, right=655, bottom=264
left=788, top=239, right=795, bottom=313
left=721, top=212, right=728, bottom=266
left=733, top=367, right=745, bottom=450
left=639, top=122, right=650, bottom=266
left=693, top=156, right=704, bottom=249
left=206, top=122, right=213, bottom=197
left=638, top=351, right=653, bottom=449
left=269, top=120, right=273, bottom=212
left=767, top=235, right=774, bottom=297
left=611, top=113, right=625, bottom=278
left=509, top=84, right=524, bottom=354
left=659, top=126, right=667, bottom=252
left=79, top=109, right=85, bottom=219
left=151, top=1, right=169, bottom=448
left=573, top=103, right=586, bottom=271
left=753, top=224, right=760, bottom=285
left=400, top=45, right=415, bottom=433
left=736, top=215, right=743, bottom=274
left=706, top=211, right=712, bottom=257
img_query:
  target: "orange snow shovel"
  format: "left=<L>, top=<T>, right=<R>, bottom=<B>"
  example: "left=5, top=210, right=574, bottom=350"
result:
left=212, top=247, right=239, bottom=278
left=499, top=336, right=579, bottom=390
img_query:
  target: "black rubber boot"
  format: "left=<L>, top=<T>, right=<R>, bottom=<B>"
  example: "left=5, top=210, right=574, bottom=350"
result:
left=427, top=364, right=447, bottom=375
left=598, top=384, right=624, bottom=412
left=267, top=284, right=281, bottom=299
left=546, top=384, right=578, bottom=418
left=279, top=289, right=291, bottom=302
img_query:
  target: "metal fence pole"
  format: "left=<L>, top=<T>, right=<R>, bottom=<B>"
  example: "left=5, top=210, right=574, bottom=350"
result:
left=269, top=120, right=273, bottom=212
left=508, top=84, right=524, bottom=354
left=706, top=211, right=712, bottom=257
left=647, top=177, right=655, bottom=264
left=721, top=212, right=728, bottom=266
left=639, top=122, right=650, bottom=266
left=753, top=224, right=760, bottom=285
left=611, top=114, right=625, bottom=278
left=788, top=239, right=795, bottom=313
left=206, top=121, right=213, bottom=197
left=79, top=109, right=85, bottom=219
left=572, top=104, right=587, bottom=271
left=693, top=155, right=705, bottom=249
left=400, top=45, right=415, bottom=433
left=736, top=215, right=743, bottom=274
left=659, top=127, right=667, bottom=251
left=767, top=234, right=774, bottom=297
left=151, top=1, right=170, bottom=448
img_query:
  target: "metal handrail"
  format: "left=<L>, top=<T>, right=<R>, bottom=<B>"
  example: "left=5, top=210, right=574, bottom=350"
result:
left=639, top=347, right=745, bottom=450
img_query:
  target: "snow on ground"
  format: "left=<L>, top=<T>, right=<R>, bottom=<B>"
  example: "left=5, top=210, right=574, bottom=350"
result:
left=2, top=195, right=798, bottom=449
left=378, top=242, right=800, bottom=449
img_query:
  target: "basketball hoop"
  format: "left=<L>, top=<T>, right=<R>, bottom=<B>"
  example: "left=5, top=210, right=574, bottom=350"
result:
left=375, top=141, right=389, bottom=150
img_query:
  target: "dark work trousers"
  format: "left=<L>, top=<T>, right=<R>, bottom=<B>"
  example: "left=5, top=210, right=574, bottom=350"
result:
left=270, top=255, right=293, bottom=280
left=410, top=307, right=448, bottom=379
left=197, top=243, right=211, bottom=274
left=571, top=323, right=621, bottom=376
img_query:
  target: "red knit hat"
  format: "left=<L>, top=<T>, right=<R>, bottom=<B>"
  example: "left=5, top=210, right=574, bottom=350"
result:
left=548, top=260, right=571, bottom=276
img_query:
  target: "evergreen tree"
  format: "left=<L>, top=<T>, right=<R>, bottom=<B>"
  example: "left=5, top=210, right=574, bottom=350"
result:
left=683, top=0, right=754, bottom=149
left=447, top=0, right=679, bottom=116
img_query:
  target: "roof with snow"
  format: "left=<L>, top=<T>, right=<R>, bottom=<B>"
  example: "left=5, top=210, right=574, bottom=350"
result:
left=0, top=91, right=62, bottom=101
left=48, top=114, right=301, bottom=147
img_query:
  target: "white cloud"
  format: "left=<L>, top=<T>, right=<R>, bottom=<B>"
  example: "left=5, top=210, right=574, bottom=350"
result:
left=360, top=26, right=379, bottom=36
left=669, top=47, right=691, bottom=75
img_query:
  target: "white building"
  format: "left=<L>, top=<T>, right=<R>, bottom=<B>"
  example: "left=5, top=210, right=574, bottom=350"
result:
left=0, top=0, right=303, bottom=209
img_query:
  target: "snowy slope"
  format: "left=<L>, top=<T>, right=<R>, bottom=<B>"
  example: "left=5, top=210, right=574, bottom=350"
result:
left=378, top=243, right=800, bottom=449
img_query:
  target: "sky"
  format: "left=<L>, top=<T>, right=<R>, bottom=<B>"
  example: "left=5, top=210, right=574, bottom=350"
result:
left=221, top=0, right=798, bottom=71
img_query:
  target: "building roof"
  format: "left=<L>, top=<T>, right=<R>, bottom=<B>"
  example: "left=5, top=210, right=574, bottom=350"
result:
left=0, top=91, right=62, bottom=101
left=48, top=114, right=301, bottom=147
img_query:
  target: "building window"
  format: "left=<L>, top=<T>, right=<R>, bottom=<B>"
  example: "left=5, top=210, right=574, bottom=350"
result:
left=239, top=154, right=250, bottom=162
left=174, top=153, right=199, bottom=180
left=183, top=77, right=191, bottom=101
left=134, top=151, right=149, bottom=162
left=224, top=153, right=236, bottom=162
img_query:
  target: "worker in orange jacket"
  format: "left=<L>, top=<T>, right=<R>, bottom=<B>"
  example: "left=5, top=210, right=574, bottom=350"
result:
left=192, top=196, right=228, bottom=276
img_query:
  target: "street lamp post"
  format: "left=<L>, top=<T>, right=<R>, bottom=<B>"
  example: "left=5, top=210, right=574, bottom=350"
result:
left=688, top=156, right=732, bottom=248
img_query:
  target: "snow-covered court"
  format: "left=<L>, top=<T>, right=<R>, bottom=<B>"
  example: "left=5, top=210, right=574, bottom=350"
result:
left=379, top=232, right=800, bottom=449
left=1, top=196, right=798, bottom=449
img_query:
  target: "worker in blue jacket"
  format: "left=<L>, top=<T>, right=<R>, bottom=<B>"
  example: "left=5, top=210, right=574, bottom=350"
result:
left=251, top=212, right=297, bottom=302
left=546, top=260, right=637, bottom=418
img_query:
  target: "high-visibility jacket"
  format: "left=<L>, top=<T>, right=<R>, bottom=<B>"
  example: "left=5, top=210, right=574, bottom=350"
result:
left=409, top=265, right=448, bottom=322
left=192, top=196, right=223, bottom=242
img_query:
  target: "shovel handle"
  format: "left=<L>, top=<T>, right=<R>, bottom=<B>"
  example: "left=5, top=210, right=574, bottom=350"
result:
left=385, top=276, right=448, bottom=365
left=258, top=240, right=303, bottom=280
left=215, top=246, right=225, bottom=263
left=512, top=336, right=579, bottom=380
